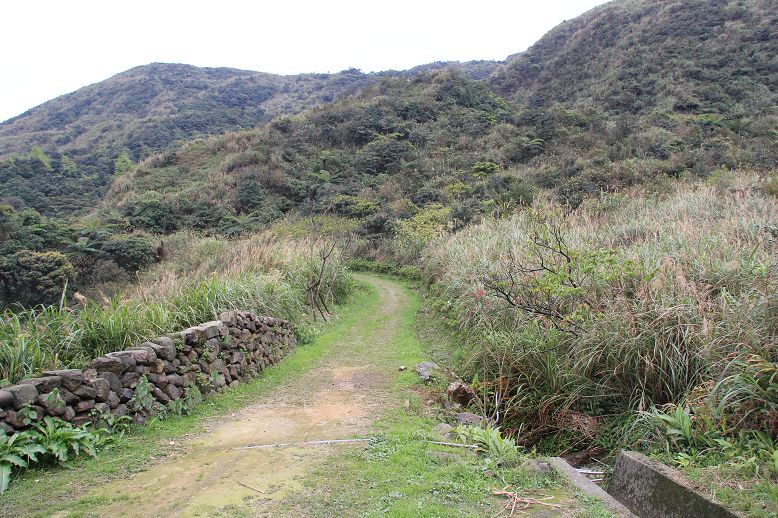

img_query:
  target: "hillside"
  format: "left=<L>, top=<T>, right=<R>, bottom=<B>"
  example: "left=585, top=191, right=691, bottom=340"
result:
left=0, top=60, right=499, bottom=216
left=100, top=0, right=777, bottom=245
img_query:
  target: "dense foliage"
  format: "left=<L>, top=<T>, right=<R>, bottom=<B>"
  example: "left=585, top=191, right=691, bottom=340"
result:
left=100, top=0, right=776, bottom=254
left=423, top=176, right=777, bottom=478
left=0, top=204, right=158, bottom=309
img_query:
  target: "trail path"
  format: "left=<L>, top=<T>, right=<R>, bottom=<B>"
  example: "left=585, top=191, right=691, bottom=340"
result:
left=67, top=275, right=407, bottom=517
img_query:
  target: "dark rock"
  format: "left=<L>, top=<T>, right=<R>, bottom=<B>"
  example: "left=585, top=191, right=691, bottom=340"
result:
left=152, top=386, right=170, bottom=403
left=121, top=371, right=141, bottom=388
left=62, top=406, right=76, bottom=421
left=119, top=388, right=134, bottom=402
left=101, top=371, right=122, bottom=393
left=562, top=447, right=607, bottom=468
left=126, top=346, right=157, bottom=365
left=0, top=422, right=13, bottom=434
left=146, top=340, right=176, bottom=362
left=148, top=373, right=168, bottom=387
left=0, top=389, right=13, bottom=408
left=522, top=459, right=553, bottom=475
left=111, top=404, right=128, bottom=417
left=149, top=359, right=165, bottom=374
left=105, top=351, right=137, bottom=370
left=60, top=388, right=79, bottom=405
left=206, top=359, right=226, bottom=375
left=454, top=412, right=483, bottom=426
left=166, top=374, right=185, bottom=387
left=163, top=360, right=176, bottom=374
left=19, top=376, right=62, bottom=394
left=213, top=374, right=226, bottom=388
left=228, top=380, right=239, bottom=389
left=164, top=384, right=182, bottom=400
left=91, top=356, right=124, bottom=374
left=133, top=365, right=150, bottom=374
left=228, top=366, right=239, bottom=380
left=5, top=384, right=39, bottom=409
left=75, top=399, right=95, bottom=413
left=38, top=390, right=67, bottom=416
left=71, top=415, right=93, bottom=426
left=107, top=391, right=120, bottom=409
left=43, top=369, right=85, bottom=391
left=73, top=384, right=97, bottom=399
left=414, top=361, right=439, bottom=382
left=447, top=381, right=476, bottom=406
left=4, top=410, right=25, bottom=428
left=93, top=378, right=111, bottom=402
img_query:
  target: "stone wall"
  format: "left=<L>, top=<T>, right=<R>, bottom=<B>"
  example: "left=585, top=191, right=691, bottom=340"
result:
left=0, top=310, right=296, bottom=433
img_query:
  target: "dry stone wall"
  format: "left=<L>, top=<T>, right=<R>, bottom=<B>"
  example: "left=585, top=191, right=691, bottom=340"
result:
left=0, top=310, right=296, bottom=434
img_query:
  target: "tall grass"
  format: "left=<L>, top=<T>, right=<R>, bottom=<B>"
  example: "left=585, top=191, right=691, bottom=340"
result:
left=1, top=234, right=352, bottom=385
left=424, top=176, right=777, bottom=445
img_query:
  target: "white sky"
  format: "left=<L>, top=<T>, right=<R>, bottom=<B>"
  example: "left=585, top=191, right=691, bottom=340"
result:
left=0, top=0, right=608, bottom=122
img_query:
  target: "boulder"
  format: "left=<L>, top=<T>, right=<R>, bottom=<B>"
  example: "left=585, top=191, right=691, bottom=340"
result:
left=119, top=388, right=134, bottom=402
left=38, top=390, right=67, bottom=416
left=149, top=359, right=165, bottom=374
left=75, top=399, right=95, bottom=413
left=60, top=388, right=79, bottom=405
left=4, top=410, right=25, bottom=428
left=0, top=389, right=14, bottom=408
left=414, top=361, right=439, bottom=382
left=62, top=406, right=76, bottom=421
left=43, top=369, right=84, bottom=391
left=152, top=386, right=170, bottom=403
left=105, top=351, right=137, bottom=370
left=454, top=412, right=484, bottom=426
left=447, top=381, right=476, bottom=406
left=19, top=376, right=62, bottom=394
left=146, top=339, right=176, bottom=361
left=91, top=356, right=124, bottom=375
left=107, top=391, right=120, bottom=409
left=126, top=346, right=157, bottom=365
left=5, top=384, right=39, bottom=409
left=164, top=384, right=182, bottom=400
left=121, top=371, right=141, bottom=388
left=93, top=378, right=111, bottom=402
left=166, top=374, right=185, bottom=387
left=0, top=422, right=13, bottom=434
left=148, top=373, right=168, bottom=387
left=73, top=384, right=97, bottom=399
left=101, top=371, right=122, bottom=393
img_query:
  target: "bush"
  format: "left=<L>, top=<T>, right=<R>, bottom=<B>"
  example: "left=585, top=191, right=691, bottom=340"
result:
left=0, top=251, right=73, bottom=308
left=101, top=236, right=157, bottom=272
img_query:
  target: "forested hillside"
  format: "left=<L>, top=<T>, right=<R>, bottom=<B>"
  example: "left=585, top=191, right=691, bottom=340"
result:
left=0, top=61, right=498, bottom=217
left=100, top=0, right=777, bottom=254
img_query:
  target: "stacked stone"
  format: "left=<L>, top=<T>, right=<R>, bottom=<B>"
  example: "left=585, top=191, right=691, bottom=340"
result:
left=0, top=311, right=296, bottom=434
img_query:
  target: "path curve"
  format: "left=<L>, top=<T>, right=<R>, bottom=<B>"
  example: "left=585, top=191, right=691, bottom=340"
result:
left=72, top=275, right=407, bottom=517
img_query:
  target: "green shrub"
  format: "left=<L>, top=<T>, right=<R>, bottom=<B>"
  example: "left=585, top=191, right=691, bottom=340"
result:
left=0, top=250, right=73, bottom=308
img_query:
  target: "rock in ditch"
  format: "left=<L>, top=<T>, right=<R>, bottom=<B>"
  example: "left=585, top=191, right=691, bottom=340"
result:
left=447, top=381, right=475, bottom=405
left=454, top=412, right=483, bottom=426
left=414, top=361, right=439, bottom=382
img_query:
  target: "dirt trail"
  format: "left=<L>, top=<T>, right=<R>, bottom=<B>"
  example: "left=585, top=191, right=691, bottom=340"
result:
left=72, top=275, right=407, bottom=517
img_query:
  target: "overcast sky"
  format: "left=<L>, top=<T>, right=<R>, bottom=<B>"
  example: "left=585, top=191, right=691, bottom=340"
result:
left=1, top=0, right=608, bottom=122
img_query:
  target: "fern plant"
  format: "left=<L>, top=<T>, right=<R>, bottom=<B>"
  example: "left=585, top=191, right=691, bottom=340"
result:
left=455, top=425, right=521, bottom=464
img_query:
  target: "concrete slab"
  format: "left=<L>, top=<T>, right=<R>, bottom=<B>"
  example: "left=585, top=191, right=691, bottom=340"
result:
left=547, top=457, right=636, bottom=517
left=608, top=451, right=738, bottom=518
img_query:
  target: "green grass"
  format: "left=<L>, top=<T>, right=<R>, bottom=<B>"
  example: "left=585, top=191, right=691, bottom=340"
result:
left=0, top=283, right=379, bottom=517
left=265, top=276, right=586, bottom=517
